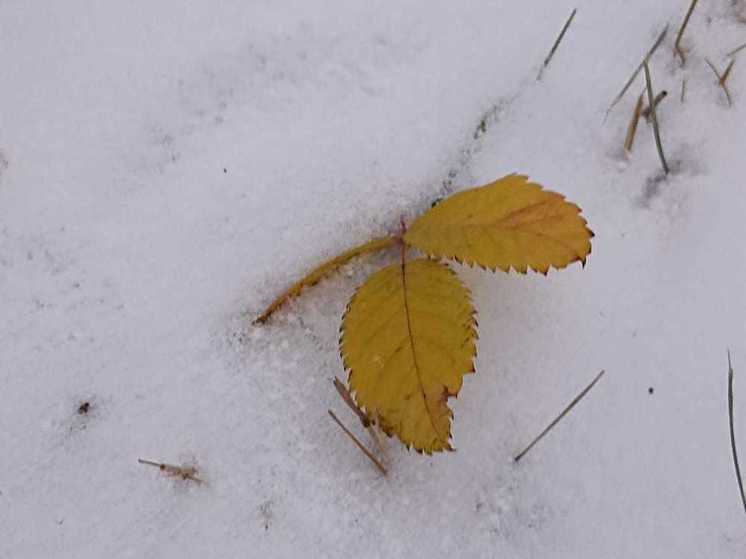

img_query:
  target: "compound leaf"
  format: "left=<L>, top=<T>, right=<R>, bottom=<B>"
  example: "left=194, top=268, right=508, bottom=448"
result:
left=403, top=175, right=593, bottom=274
left=340, top=258, right=476, bottom=453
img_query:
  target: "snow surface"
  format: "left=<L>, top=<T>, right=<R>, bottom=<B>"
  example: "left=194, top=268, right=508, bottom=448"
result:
left=2, top=0, right=746, bottom=557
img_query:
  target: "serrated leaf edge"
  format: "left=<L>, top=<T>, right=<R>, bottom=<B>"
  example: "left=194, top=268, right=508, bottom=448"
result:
left=404, top=176, right=594, bottom=276
left=339, top=259, right=478, bottom=455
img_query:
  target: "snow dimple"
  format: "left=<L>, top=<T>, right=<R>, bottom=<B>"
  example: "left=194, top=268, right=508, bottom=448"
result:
left=0, top=149, right=8, bottom=181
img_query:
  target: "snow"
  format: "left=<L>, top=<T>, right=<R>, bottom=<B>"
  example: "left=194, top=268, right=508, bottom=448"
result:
left=2, top=0, right=746, bottom=557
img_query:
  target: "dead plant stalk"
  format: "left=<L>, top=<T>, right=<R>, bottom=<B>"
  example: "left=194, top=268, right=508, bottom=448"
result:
left=515, top=370, right=606, bottom=462
left=674, top=0, right=700, bottom=65
left=607, top=25, right=669, bottom=116
left=538, top=8, right=577, bottom=80
left=705, top=58, right=736, bottom=107
left=643, top=61, right=669, bottom=174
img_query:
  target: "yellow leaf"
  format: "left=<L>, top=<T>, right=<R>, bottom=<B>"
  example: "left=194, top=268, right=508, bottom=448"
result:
left=340, top=258, right=477, bottom=453
left=403, top=174, right=593, bottom=274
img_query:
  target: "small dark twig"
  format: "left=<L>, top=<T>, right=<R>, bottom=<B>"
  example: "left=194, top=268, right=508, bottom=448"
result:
left=538, top=8, right=577, bottom=80
left=681, top=77, right=687, bottom=103
left=674, top=0, right=700, bottom=65
left=643, top=61, right=669, bottom=174
left=728, top=351, right=746, bottom=516
left=328, top=410, right=387, bottom=476
left=607, top=25, right=669, bottom=116
left=727, top=42, right=746, bottom=58
left=515, top=370, right=605, bottom=462
left=705, top=58, right=735, bottom=107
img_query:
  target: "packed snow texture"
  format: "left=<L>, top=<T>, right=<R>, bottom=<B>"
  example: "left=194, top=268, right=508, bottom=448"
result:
left=2, top=1, right=746, bottom=557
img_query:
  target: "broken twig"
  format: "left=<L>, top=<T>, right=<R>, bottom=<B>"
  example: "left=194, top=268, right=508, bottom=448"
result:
left=728, top=351, right=746, bottom=516
left=607, top=25, right=669, bottom=116
left=643, top=61, right=669, bottom=174
left=538, top=8, right=577, bottom=80
left=515, top=370, right=605, bottom=462
left=674, top=0, right=700, bottom=65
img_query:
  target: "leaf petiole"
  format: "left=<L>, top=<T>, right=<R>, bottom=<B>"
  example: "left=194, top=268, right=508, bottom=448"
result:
left=255, top=235, right=398, bottom=324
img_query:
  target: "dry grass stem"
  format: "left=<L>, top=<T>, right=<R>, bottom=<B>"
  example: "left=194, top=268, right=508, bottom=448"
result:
left=705, top=57, right=719, bottom=77
left=514, top=370, right=606, bottom=462
left=333, top=377, right=370, bottom=426
left=607, top=25, right=669, bottom=116
left=538, top=8, right=578, bottom=80
left=727, top=351, right=746, bottom=516
left=727, top=42, right=746, bottom=58
left=366, top=420, right=389, bottom=463
left=333, top=377, right=389, bottom=462
left=705, top=57, right=736, bottom=106
left=624, top=93, right=644, bottom=152
left=328, top=410, right=387, bottom=476
left=722, top=59, right=736, bottom=84
left=643, top=61, right=669, bottom=174
left=674, top=0, right=700, bottom=65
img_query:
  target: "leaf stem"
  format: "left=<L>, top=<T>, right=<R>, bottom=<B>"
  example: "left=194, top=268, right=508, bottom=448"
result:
left=254, top=235, right=397, bottom=324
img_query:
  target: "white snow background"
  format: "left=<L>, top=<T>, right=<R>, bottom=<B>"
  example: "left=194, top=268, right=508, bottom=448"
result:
left=2, top=0, right=746, bottom=557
